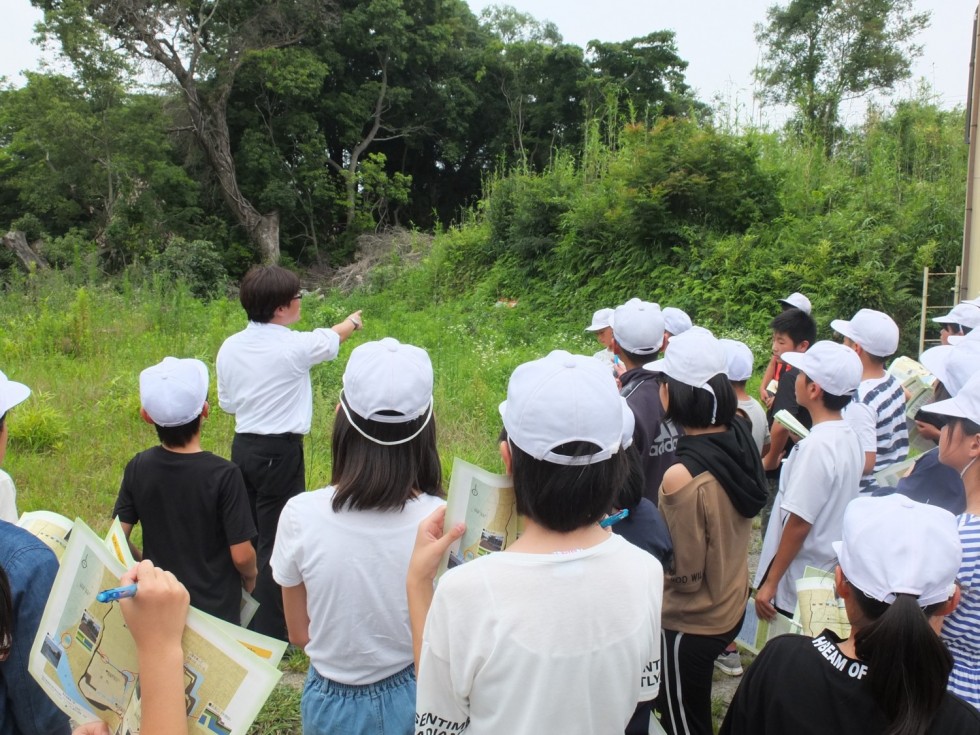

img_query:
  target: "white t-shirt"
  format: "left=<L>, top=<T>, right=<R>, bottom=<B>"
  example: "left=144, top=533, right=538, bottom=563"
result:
left=0, top=470, right=16, bottom=523
left=271, top=486, right=444, bottom=684
left=755, top=420, right=863, bottom=612
left=738, top=397, right=770, bottom=454
left=216, top=321, right=340, bottom=435
left=416, top=533, right=663, bottom=735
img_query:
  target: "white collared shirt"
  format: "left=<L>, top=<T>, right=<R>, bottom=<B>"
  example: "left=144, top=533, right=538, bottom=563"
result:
left=216, top=321, right=340, bottom=435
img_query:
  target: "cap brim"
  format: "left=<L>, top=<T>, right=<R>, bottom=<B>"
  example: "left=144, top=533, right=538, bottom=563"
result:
left=919, top=346, right=951, bottom=387
left=584, top=325, right=606, bottom=332
left=933, top=315, right=957, bottom=324
left=643, top=357, right=668, bottom=375
left=779, top=351, right=808, bottom=373
left=0, top=381, right=31, bottom=415
left=920, top=394, right=977, bottom=421
left=829, top=319, right=857, bottom=343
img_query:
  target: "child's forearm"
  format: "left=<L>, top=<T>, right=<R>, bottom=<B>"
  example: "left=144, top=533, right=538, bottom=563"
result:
left=763, top=514, right=812, bottom=590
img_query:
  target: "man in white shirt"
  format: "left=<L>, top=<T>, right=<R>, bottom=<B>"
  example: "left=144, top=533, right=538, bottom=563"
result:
left=217, top=264, right=362, bottom=638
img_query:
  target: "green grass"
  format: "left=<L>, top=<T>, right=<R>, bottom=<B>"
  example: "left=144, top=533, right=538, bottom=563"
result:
left=0, top=267, right=773, bottom=733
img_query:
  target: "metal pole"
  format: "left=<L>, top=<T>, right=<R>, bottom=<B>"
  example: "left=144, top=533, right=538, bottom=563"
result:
left=920, top=266, right=929, bottom=356
left=962, top=5, right=980, bottom=299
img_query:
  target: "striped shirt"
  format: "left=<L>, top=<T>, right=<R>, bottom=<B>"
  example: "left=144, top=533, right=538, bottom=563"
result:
left=944, top=513, right=980, bottom=709
left=851, top=373, right=909, bottom=491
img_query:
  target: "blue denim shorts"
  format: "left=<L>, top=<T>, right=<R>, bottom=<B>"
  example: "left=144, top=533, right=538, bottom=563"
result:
left=301, top=664, right=416, bottom=735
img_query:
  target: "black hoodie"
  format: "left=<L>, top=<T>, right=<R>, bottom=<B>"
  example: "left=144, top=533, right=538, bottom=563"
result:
left=674, top=416, right=768, bottom=518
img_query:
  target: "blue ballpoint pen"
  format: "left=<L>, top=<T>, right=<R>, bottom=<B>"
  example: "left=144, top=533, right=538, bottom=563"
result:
left=96, top=583, right=138, bottom=603
left=599, top=508, right=629, bottom=528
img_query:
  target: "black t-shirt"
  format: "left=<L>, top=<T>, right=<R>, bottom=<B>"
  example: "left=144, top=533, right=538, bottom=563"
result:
left=113, top=447, right=256, bottom=623
left=620, top=367, right=681, bottom=505
left=765, top=364, right=812, bottom=478
left=720, top=630, right=980, bottom=735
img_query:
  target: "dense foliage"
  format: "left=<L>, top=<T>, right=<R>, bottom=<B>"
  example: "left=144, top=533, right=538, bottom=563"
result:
left=378, top=99, right=967, bottom=357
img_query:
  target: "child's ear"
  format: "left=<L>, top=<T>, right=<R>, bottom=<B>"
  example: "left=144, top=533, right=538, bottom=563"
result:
left=139, top=408, right=155, bottom=425
left=798, top=340, right=811, bottom=353
left=201, top=401, right=210, bottom=420
left=499, top=440, right=513, bottom=475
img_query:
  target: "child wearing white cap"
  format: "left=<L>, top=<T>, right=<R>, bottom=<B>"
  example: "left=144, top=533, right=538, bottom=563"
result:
left=722, top=494, right=980, bottom=733
left=832, top=308, right=909, bottom=492
left=922, top=372, right=980, bottom=710
left=641, top=331, right=767, bottom=735
left=0, top=370, right=72, bottom=735
left=755, top=342, right=864, bottom=621
left=409, top=350, right=664, bottom=734
left=271, top=338, right=445, bottom=734
left=612, top=298, right=680, bottom=503
left=0, top=371, right=31, bottom=522
left=935, top=302, right=980, bottom=344
left=720, top=338, right=770, bottom=456
left=585, top=307, right=624, bottom=375
left=758, top=292, right=812, bottom=407
left=112, top=357, right=257, bottom=625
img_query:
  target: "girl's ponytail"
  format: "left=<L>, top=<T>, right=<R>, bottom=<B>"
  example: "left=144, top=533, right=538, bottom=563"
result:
left=853, top=590, right=952, bottom=735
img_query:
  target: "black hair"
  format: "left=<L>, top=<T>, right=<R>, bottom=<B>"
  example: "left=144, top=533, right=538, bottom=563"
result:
left=0, top=411, right=5, bottom=433
left=331, top=396, right=443, bottom=512
left=948, top=416, right=980, bottom=440
left=617, top=344, right=659, bottom=366
left=0, top=565, right=10, bottom=662
left=614, top=445, right=644, bottom=512
left=239, top=265, right=301, bottom=323
left=770, top=308, right=817, bottom=348
left=662, top=373, right=737, bottom=429
left=729, top=379, right=748, bottom=389
left=510, top=440, right=627, bottom=533
left=803, top=375, right=853, bottom=411
left=850, top=584, right=952, bottom=735
left=154, top=414, right=203, bottom=448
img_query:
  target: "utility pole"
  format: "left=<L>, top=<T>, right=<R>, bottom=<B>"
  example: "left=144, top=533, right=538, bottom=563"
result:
left=962, top=3, right=980, bottom=299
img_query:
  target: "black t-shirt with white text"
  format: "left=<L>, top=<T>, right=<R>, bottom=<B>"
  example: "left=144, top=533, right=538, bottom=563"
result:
left=113, top=447, right=256, bottom=623
left=720, top=630, right=980, bottom=735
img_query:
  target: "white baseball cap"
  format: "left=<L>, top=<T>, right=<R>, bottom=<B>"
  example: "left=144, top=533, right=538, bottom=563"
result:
left=934, top=302, right=980, bottom=330
left=922, top=371, right=980, bottom=426
left=613, top=299, right=665, bottom=355
left=948, top=327, right=980, bottom=346
left=0, top=371, right=31, bottom=417
left=662, top=307, right=693, bottom=336
left=645, top=330, right=727, bottom=423
left=720, top=339, right=754, bottom=382
left=585, top=308, right=614, bottom=332
left=778, top=292, right=812, bottom=314
left=342, top=338, right=433, bottom=425
left=833, top=494, right=960, bottom=606
left=140, top=357, right=209, bottom=427
left=500, top=350, right=631, bottom=466
left=781, top=341, right=862, bottom=397
left=830, top=309, right=900, bottom=358
left=919, top=345, right=953, bottom=389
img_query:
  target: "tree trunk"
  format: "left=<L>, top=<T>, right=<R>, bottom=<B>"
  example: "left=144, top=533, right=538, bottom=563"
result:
left=3, top=230, right=50, bottom=271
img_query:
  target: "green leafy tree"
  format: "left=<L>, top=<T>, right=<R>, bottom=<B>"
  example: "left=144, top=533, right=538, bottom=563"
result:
left=754, top=0, right=929, bottom=146
left=585, top=32, right=702, bottom=124
left=33, top=0, right=331, bottom=263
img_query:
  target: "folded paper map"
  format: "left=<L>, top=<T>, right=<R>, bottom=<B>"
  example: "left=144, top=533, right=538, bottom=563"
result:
left=28, top=520, right=282, bottom=735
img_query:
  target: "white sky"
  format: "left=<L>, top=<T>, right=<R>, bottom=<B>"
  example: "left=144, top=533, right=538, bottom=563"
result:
left=1, top=0, right=975, bottom=127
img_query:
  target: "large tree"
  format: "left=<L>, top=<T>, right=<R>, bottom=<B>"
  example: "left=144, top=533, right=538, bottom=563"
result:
left=33, top=0, right=331, bottom=263
left=754, top=0, right=929, bottom=145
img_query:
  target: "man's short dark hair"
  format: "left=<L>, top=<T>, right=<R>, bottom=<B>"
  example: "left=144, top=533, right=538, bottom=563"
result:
left=770, top=308, right=817, bottom=348
left=662, top=373, right=737, bottom=429
left=154, top=415, right=203, bottom=448
left=239, top=265, right=301, bottom=323
left=331, top=398, right=444, bottom=512
left=803, top=376, right=853, bottom=411
left=510, top=440, right=626, bottom=532
left=0, top=412, right=6, bottom=433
